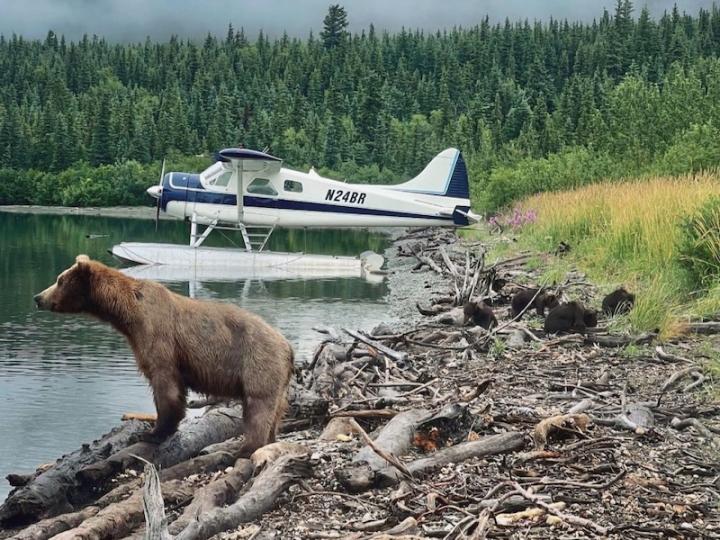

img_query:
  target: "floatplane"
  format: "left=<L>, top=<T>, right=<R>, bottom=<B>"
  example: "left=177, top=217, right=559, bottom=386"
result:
left=112, top=147, right=478, bottom=281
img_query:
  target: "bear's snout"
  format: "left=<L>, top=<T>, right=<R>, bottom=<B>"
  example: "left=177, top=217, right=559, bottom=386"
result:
left=34, top=293, right=46, bottom=310
left=34, top=291, right=53, bottom=311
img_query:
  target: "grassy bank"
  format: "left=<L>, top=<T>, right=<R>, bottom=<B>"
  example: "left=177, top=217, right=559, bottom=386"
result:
left=488, top=173, right=720, bottom=336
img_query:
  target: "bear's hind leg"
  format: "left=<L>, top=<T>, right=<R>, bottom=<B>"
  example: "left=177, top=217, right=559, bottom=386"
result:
left=269, top=392, right=289, bottom=444
left=239, top=395, right=277, bottom=457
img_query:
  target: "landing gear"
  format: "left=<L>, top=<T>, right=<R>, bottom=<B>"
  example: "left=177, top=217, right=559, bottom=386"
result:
left=189, top=213, right=218, bottom=248
left=188, top=213, right=276, bottom=252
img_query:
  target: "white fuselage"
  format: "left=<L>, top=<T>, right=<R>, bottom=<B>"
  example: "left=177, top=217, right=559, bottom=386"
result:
left=160, top=160, right=470, bottom=228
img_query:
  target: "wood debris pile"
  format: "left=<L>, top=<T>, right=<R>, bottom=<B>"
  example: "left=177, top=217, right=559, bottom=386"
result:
left=1, top=228, right=718, bottom=539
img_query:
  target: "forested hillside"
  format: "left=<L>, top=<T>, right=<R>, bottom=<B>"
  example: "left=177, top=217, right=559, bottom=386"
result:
left=2, top=2, right=720, bottom=208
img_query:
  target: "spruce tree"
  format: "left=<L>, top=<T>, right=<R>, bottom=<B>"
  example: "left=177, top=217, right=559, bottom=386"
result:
left=321, top=5, right=349, bottom=49
left=90, top=94, right=113, bottom=165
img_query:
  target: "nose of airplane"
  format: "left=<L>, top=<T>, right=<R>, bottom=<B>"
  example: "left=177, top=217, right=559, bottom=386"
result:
left=146, top=185, right=162, bottom=199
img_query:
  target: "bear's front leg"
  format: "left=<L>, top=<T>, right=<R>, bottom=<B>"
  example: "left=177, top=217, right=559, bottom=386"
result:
left=135, top=371, right=187, bottom=444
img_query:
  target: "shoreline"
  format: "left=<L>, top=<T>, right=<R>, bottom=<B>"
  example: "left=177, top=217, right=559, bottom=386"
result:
left=0, top=206, right=404, bottom=237
left=0, top=205, right=178, bottom=221
left=2, top=228, right=718, bottom=538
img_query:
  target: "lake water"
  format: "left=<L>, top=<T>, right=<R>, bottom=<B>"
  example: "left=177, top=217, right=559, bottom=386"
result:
left=0, top=212, right=390, bottom=502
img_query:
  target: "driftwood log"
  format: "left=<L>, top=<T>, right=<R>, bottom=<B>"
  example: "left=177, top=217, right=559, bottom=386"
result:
left=0, top=407, right=244, bottom=527
left=353, top=409, right=429, bottom=469
left=337, top=404, right=525, bottom=492
left=167, top=459, right=254, bottom=535
left=173, top=454, right=312, bottom=540
left=684, top=321, right=720, bottom=334
left=50, top=480, right=192, bottom=540
left=44, top=451, right=237, bottom=540
left=368, top=432, right=526, bottom=489
left=77, top=406, right=245, bottom=486
left=0, top=420, right=148, bottom=526
left=337, top=430, right=525, bottom=493
left=342, top=329, right=408, bottom=364
left=140, top=463, right=171, bottom=540
left=8, top=506, right=100, bottom=540
left=585, top=332, right=657, bottom=347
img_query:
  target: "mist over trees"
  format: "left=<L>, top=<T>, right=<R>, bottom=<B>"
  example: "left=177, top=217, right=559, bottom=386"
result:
left=2, top=2, right=720, bottom=208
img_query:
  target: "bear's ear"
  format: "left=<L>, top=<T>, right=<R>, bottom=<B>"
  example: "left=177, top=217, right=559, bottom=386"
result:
left=74, top=254, right=91, bottom=273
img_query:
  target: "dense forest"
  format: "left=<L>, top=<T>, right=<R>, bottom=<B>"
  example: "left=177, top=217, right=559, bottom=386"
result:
left=2, top=2, right=720, bottom=209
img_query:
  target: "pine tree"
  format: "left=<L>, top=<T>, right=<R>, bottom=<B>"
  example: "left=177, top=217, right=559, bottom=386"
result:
left=320, top=5, right=349, bottom=49
left=356, top=72, right=382, bottom=161
left=0, top=104, right=20, bottom=167
left=90, top=94, right=113, bottom=165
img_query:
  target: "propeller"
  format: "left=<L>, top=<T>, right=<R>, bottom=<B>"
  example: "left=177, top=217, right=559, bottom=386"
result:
left=147, top=159, right=166, bottom=232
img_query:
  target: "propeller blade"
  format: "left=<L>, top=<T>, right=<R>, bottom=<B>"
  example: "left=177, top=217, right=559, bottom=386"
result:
left=159, top=158, right=166, bottom=186
left=155, top=197, right=161, bottom=232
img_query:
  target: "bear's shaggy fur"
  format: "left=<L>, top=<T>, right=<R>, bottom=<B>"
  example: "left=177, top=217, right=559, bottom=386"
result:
left=602, top=288, right=635, bottom=316
left=34, top=255, right=294, bottom=455
left=510, top=288, right=559, bottom=319
left=462, top=301, right=498, bottom=330
left=544, top=301, right=598, bottom=334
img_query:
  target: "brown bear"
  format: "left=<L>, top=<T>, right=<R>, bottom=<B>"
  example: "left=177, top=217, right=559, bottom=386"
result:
left=602, top=287, right=635, bottom=316
left=510, top=288, right=559, bottom=319
left=544, top=301, right=598, bottom=334
left=463, top=301, right=498, bottom=330
left=490, top=277, right=507, bottom=293
left=34, top=255, right=294, bottom=456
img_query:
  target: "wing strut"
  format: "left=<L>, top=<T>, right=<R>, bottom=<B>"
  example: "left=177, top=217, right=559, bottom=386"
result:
left=236, top=160, right=244, bottom=226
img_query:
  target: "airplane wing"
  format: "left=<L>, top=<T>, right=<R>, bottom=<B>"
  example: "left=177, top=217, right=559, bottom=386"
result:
left=217, top=148, right=283, bottom=175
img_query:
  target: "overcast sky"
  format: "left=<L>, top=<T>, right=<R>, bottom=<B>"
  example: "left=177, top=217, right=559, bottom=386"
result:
left=0, top=0, right=715, bottom=42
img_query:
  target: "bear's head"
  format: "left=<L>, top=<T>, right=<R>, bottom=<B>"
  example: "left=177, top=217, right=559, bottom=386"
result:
left=540, top=292, right=560, bottom=311
left=34, top=254, right=93, bottom=313
left=462, top=301, right=477, bottom=324
left=583, top=309, right=598, bottom=328
left=622, top=289, right=635, bottom=303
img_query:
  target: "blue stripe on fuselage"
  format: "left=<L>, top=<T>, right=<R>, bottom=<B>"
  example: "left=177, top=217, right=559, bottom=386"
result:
left=160, top=174, right=454, bottom=222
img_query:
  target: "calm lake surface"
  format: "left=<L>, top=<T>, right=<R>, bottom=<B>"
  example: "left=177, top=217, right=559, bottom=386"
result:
left=0, top=212, right=390, bottom=502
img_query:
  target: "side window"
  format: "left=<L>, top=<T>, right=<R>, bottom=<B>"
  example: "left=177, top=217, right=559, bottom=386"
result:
left=284, top=180, right=303, bottom=193
left=247, top=178, right=278, bottom=196
left=214, top=171, right=232, bottom=187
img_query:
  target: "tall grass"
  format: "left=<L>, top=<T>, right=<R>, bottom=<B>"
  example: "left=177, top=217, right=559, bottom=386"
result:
left=514, top=174, right=720, bottom=335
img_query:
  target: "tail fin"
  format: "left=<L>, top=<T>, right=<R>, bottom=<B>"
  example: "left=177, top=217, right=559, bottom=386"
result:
left=392, top=148, right=469, bottom=200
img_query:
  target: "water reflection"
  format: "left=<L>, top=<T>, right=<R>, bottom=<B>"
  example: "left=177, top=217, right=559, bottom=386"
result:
left=0, top=212, right=389, bottom=502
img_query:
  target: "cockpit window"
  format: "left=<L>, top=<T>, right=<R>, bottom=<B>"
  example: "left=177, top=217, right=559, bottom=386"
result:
left=284, top=180, right=303, bottom=193
left=214, top=171, right=232, bottom=187
left=247, top=178, right=278, bottom=196
left=207, top=168, right=233, bottom=188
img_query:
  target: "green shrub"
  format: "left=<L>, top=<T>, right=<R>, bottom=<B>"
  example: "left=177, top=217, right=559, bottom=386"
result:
left=677, top=196, right=720, bottom=287
left=481, top=147, right=624, bottom=211
left=659, top=123, right=720, bottom=175
left=0, top=156, right=217, bottom=208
